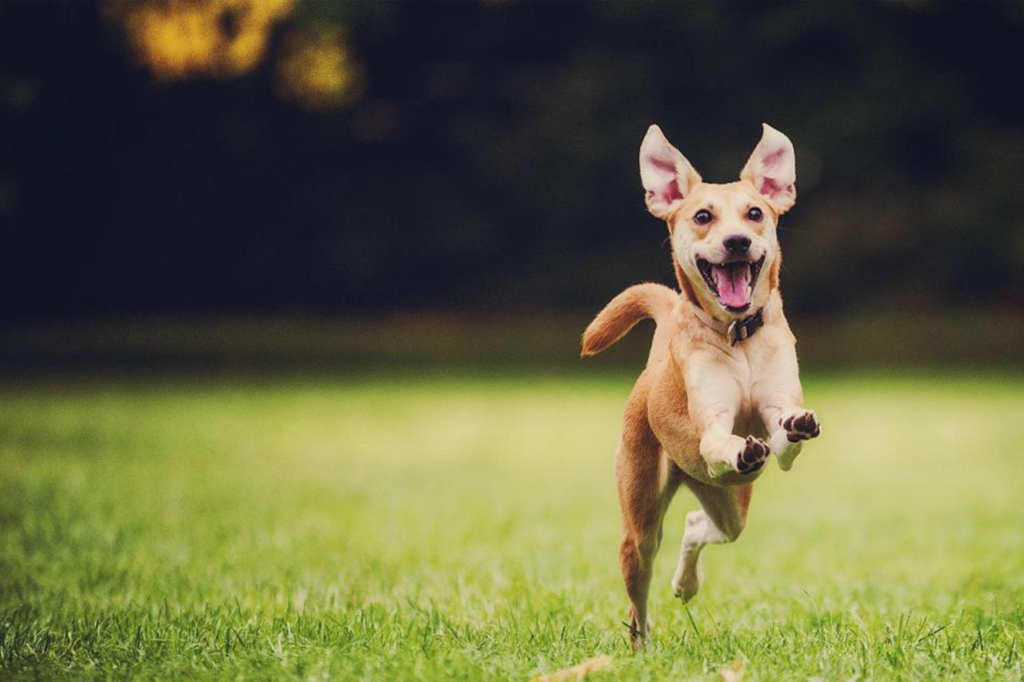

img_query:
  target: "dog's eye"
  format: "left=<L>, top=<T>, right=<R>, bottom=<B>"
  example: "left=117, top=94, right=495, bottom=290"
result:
left=693, top=210, right=713, bottom=225
left=747, top=207, right=764, bottom=222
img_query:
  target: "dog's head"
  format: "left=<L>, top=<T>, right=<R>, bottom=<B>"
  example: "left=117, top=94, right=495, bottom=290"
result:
left=639, top=124, right=796, bottom=319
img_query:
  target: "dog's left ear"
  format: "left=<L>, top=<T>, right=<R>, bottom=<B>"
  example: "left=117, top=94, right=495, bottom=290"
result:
left=640, top=125, right=702, bottom=220
left=740, top=123, right=796, bottom=214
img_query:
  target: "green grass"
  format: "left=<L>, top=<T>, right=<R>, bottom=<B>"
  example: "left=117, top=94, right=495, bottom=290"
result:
left=2, top=370, right=1024, bottom=681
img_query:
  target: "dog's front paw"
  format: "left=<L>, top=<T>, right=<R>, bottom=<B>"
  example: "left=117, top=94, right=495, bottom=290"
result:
left=736, top=436, right=770, bottom=475
left=781, top=409, right=820, bottom=442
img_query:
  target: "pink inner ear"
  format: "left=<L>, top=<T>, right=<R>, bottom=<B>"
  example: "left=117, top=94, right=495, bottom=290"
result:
left=761, top=147, right=787, bottom=171
left=659, top=178, right=681, bottom=204
left=756, top=146, right=791, bottom=201
left=647, top=155, right=683, bottom=204
left=759, top=177, right=789, bottom=201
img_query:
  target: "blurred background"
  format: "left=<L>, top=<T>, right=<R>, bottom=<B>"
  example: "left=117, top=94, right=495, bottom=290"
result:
left=6, top=6, right=1024, bottom=679
left=1, top=0, right=1023, bottom=372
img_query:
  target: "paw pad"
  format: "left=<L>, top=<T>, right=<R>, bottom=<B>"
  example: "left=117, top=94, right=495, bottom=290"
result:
left=782, top=411, right=820, bottom=442
left=737, top=436, right=769, bottom=474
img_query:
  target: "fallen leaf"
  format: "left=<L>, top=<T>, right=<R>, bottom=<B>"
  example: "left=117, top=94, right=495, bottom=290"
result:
left=529, top=654, right=612, bottom=682
left=719, top=659, right=744, bottom=682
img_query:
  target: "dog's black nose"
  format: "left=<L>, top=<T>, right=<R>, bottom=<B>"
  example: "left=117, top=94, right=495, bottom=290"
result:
left=723, top=235, right=751, bottom=255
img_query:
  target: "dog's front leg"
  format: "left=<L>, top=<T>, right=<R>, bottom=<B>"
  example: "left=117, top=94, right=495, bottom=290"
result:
left=754, top=345, right=820, bottom=471
left=686, top=360, right=769, bottom=479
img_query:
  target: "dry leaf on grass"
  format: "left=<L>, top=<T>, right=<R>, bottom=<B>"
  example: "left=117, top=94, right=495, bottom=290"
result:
left=529, top=654, right=612, bottom=682
left=719, top=659, right=745, bottom=682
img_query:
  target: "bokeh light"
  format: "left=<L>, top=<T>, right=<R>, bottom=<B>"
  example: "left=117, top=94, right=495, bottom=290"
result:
left=274, top=26, right=363, bottom=111
left=103, top=0, right=295, bottom=81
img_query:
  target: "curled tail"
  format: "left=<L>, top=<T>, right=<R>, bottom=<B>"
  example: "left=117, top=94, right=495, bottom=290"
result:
left=581, top=283, right=677, bottom=356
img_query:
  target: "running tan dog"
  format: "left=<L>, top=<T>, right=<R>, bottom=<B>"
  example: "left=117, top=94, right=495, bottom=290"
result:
left=582, top=124, right=820, bottom=645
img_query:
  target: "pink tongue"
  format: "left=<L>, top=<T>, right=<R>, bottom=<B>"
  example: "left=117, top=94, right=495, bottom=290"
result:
left=713, top=264, right=751, bottom=309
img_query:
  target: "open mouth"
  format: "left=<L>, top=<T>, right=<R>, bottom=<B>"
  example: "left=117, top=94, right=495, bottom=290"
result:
left=696, top=255, right=766, bottom=313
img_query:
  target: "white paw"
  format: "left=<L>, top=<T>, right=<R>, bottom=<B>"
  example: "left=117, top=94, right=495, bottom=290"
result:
left=672, top=561, right=702, bottom=603
left=780, top=409, right=821, bottom=442
left=736, top=435, right=770, bottom=475
left=772, top=409, right=820, bottom=471
left=772, top=431, right=801, bottom=471
left=706, top=435, right=770, bottom=479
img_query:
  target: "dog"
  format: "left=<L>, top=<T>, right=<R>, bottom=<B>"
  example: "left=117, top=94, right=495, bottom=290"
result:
left=582, top=124, right=820, bottom=645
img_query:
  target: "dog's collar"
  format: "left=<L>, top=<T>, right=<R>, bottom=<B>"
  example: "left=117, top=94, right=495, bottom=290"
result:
left=728, top=309, right=764, bottom=345
left=691, top=306, right=765, bottom=346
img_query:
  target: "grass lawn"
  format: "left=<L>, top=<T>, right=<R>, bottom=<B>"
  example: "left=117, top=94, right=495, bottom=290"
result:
left=2, top=370, right=1024, bottom=681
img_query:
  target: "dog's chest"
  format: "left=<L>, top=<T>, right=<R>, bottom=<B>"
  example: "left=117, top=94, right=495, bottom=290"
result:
left=727, top=355, right=764, bottom=437
left=732, top=403, right=763, bottom=438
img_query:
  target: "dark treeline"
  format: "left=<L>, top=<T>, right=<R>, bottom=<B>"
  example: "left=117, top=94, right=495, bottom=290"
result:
left=1, top=1, right=1022, bottom=321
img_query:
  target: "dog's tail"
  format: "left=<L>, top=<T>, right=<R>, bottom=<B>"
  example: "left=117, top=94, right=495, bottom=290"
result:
left=581, top=283, right=677, bottom=356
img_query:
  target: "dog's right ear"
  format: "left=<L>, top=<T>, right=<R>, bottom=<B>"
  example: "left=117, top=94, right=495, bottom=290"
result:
left=639, top=125, right=702, bottom=220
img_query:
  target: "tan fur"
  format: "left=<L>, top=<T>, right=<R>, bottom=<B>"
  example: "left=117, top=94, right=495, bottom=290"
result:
left=586, top=124, right=819, bottom=645
left=581, top=283, right=676, bottom=357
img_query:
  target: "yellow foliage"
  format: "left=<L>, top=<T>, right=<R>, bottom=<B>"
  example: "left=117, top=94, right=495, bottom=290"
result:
left=274, top=26, right=363, bottom=111
left=104, top=0, right=294, bottom=81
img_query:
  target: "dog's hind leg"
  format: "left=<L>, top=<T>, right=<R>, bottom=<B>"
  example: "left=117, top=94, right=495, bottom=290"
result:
left=671, top=481, right=752, bottom=603
left=616, top=389, right=680, bottom=647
